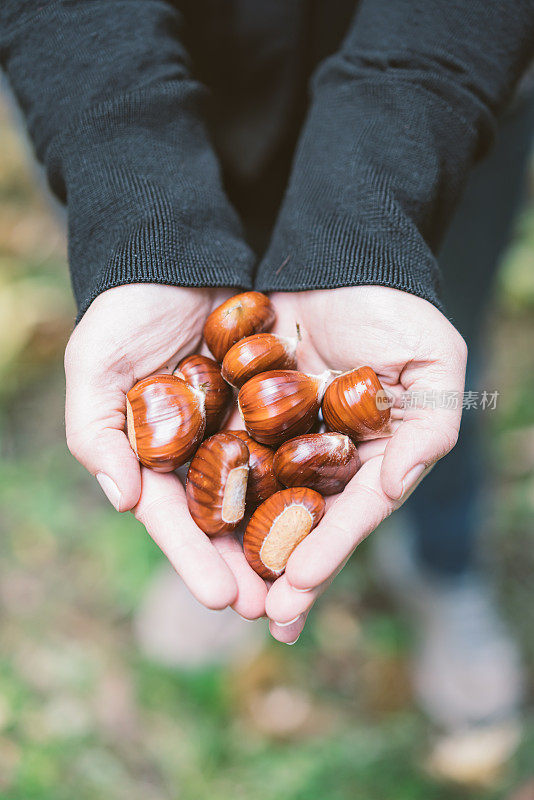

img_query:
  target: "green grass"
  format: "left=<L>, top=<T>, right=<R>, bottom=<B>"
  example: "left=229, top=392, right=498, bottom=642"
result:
left=1, top=443, right=534, bottom=799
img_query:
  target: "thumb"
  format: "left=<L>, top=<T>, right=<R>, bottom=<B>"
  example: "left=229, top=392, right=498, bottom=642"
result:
left=380, top=362, right=466, bottom=501
left=380, top=414, right=457, bottom=501
left=65, top=351, right=141, bottom=512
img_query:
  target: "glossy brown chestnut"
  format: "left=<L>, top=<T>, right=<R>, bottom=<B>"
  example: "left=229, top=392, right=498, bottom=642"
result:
left=273, top=432, right=361, bottom=495
left=175, top=354, right=233, bottom=437
left=126, top=375, right=206, bottom=472
left=322, top=366, right=391, bottom=440
left=238, top=369, right=329, bottom=448
left=243, top=487, right=325, bottom=580
left=227, top=430, right=283, bottom=507
left=203, top=291, right=276, bottom=362
left=221, top=333, right=298, bottom=389
left=186, top=433, right=249, bottom=536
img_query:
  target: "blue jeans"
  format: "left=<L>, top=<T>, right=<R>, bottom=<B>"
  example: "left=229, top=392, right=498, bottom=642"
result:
left=405, top=91, right=534, bottom=576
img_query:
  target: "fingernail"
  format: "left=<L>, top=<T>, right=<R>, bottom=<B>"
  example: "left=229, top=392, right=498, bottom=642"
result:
left=96, top=472, right=122, bottom=511
left=400, top=463, right=426, bottom=499
left=292, top=586, right=313, bottom=593
left=286, top=636, right=300, bottom=646
left=273, top=615, right=302, bottom=628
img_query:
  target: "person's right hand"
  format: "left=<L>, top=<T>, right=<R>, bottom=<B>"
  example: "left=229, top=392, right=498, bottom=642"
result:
left=64, top=283, right=267, bottom=619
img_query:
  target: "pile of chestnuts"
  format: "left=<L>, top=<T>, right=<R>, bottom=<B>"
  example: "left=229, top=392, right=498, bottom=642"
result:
left=125, top=292, right=391, bottom=581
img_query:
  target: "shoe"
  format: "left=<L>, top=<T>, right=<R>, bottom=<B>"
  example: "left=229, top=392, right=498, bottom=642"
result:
left=371, top=514, right=525, bottom=730
left=133, top=563, right=265, bottom=669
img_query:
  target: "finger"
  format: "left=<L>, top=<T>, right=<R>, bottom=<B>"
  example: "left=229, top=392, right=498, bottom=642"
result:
left=380, top=356, right=466, bottom=501
left=269, top=611, right=309, bottom=645
left=265, top=574, right=320, bottom=624
left=265, top=559, right=347, bottom=627
left=266, top=556, right=347, bottom=637
left=212, top=535, right=268, bottom=619
left=285, top=457, right=396, bottom=590
left=65, top=348, right=141, bottom=512
left=134, top=469, right=238, bottom=610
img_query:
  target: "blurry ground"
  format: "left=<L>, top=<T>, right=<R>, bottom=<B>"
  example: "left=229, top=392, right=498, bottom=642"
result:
left=1, top=91, right=534, bottom=800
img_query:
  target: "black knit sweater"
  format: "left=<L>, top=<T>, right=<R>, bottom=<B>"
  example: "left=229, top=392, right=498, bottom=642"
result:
left=1, top=1, right=533, bottom=318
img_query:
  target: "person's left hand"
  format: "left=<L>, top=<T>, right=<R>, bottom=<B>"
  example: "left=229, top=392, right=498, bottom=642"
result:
left=262, top=286, right=467, bottom=644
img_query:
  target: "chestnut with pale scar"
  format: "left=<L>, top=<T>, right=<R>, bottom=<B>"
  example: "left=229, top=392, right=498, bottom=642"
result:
left=226, top=430, right=283, bottom=507
left=243, top=487, right=325, bottom=580
left=186, top=432, right=250, bottom=536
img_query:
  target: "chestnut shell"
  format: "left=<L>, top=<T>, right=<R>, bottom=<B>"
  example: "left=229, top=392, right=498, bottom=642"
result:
left=273, top=432, right=361, bottom=495
left=126, top=374, right=205, bottom=472
left=176, top=354, right=233, bottom=437
left=238, top=369, right=325, bottom=447
left=203, top=291, right=276, bottom=362
left=322, top=366, right=391, bottom=440
left=186, top=433, right=249, bottom=536
left=221, top=333, right=297, bottom=389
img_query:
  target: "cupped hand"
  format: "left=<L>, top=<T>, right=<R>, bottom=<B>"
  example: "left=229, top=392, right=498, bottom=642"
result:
left=64, top=284, right=267, bottom=619
left=264, top=286, right=467, bottom=644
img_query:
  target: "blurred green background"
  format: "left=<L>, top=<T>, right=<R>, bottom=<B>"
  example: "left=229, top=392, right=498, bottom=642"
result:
left=0, top=90, right=534, bottom=800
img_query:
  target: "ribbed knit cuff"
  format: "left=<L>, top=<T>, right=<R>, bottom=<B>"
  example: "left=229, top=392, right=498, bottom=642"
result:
left=255, top=209, right=443, bottom=310
left=72, top=204, right=255, bottom=321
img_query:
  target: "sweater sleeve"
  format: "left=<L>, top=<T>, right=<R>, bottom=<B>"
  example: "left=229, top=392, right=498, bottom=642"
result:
left=0, top=0, right=255, bottom=318
left=255, top=0, right=534, bottom=310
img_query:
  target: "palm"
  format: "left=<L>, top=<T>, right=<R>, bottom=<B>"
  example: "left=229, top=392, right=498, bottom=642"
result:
left=263, top=287, right=467, bottom=642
